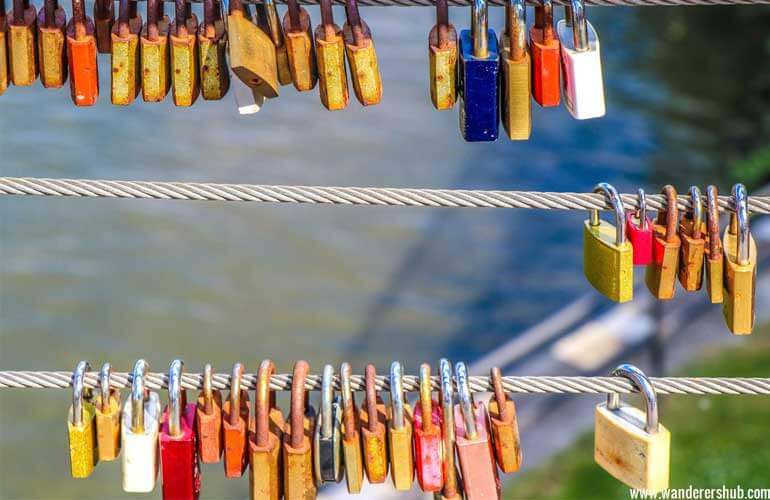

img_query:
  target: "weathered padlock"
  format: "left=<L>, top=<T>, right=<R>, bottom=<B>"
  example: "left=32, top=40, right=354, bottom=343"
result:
left=110, top=0, right=141, bottom=105
left=282, top=360, right=317, bottom=500
left=227, top=0, right=278, bottom=98
left=360, top=364, right=388, bottom=484
left=8, top=0, right=37, bottom=86
left=428, top=0, right=456, bottom=110
left=169, top=0, right=199, bottom=106
left=198, top=0, right=228, bottom=100
left=260, top=0, right=291, bottom=86
left=92, top=0, right=112, bottom=52
left=342, top=0, right=381, bottom=106
left=529, top=0, right=559, bottom=107
left=499, top=0, right=530, bottom=140
left=458, top=0, right=499, bottom=142
left=645, top=185, right=681, bottom=300
left=66, top=0, right=98, bottom=105
left=67, top=361, right=98, bottom=478
left=249, top=359, right=285, bottom=500
left=414, top=363, right=443, bottom=492
left=595, top=364, right=670, bottom=493
left=0, top=2, right=8, bottom=95
left=223, top=362, right=250, bottom=478
left=340, top=362, right=364, bottom=494
left=438, top=359, right=462, bottom=500
left=95, top=363, right=121, bottom=461
left=140, top=0, right=170, bottom=102
left=314, top=364, right=343, bottom=485
left=282, top=0, right=316, bottom=91
left=196, top=364, right=223, bottom=463
left=454, top=362, right=501, bottom=500
left=679, top=186, right=706, bottom=292
left=314, top=0, right=347, bottom=110
left=556, top=0, right=605, bottom=119
left=626, top=188, right=654, bottom=266
left=487, top=367, right=522, bottom=474
left=160, top=360, right=201, bottom=500
left=723, top=184, right=757, bottom=335
left=122, top=359, right=161, bottom=493
left=388, top=361, right=415, bottom=491
left=584, top=183, right=633, bottom=303
left=37, top=0, right=67, bottom=88
left=705, top=185, right=724, bottom=304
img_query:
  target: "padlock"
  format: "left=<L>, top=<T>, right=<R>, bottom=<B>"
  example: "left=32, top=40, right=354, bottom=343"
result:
left=160, top=360, right=201, bottom=500
left=458, top=0, right=499, bottom=142
left=122, top=359, right=161, bottom=493
left=250, top=359, right=285, bottom=500
left=388, top=361, right=415, bottom=491
left=583, top=183, right=634, bottom=303
left=414, top=363, right=443, bottom=492
left=95, top=363, right=121, bottom=461
left=499, top=0, right=530, bottom=140
left=260, top=0, right=291, bottom=86
left=529, top=0, right=559, bottom=107
left=314, top=0, right=347, bottom=110
left=223, top=362, right=250, bottom=478
left=487, top=367, right=521, bottom=474
left=438, top=359, right=462, bottom=500
left=66, top=0, right=98, bottom=105
left=169, top=0, right=198, bottom=106
left=37, top=0, right=67, bottom=88
left=705, top=185, right=724, bottom=304
left=342, top=0, right=381, bottom=106
left=645, top=185, right=681, bottom=300
left=595, top=364, right=670, bottom=493
left=92, top=0, right=112, bottom=52
left=140, top=0, right=170, bottom=102
left=556, top=0, right=605, bottom=119
left=8, top=0, right=37, bottom=86
left=340, top=362, right=364, bottom=494
left=428, top=0, right=456, bottom=110
left=359, top=364, right=388, bottom=484
left=282, top=0, right=316, bottom=91
left=723, top=184, right=757, bottom=335
left=282, top=360, right=317, bottom=500
left=110, top=0, right=141, bottom=105
left=67, top=361, right=98, bottom=478
left=626, top=188, right=654, bottom=266
left=313, top=364, right=343, bottom=485
left=0, top=3, right=8, bottom=94
left=679, top=186, right=706, bottom=292
left=198, top=0, right=228, bottom=100
left=454, top=362, right=501, bottom=500
left=196, top=364, right=223, bottom=463
left=226, top=0, right=278, bottom=98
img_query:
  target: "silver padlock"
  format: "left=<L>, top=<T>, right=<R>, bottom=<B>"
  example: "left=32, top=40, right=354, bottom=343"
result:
left=121, top=359, right=161, bottom=493
left=556, top=0, right=605, bottom=120
left=313, top=364, right=343, bottom=484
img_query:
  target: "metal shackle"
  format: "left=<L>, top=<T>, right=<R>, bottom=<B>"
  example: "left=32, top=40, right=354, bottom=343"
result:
left=99, top=362, right=113, bottom=413
left=390, top=361, right=405, bottom=430
left=707, top=185, right=721, bottom=256
left=565, top=0, right=588, bottom=51
left=168, top=359, right=184, bottom=437
left=439, top=358, right=459, bottom=495
left=688, top=186, right=704, bottom=235
left=632, top=188, right=648, bottom=230
left=202, top=364, right=214, bottom=415
left=230, top=362, right=244, bottom=425
left=72, top=361, right=91, bottom=427
left=321, top=364, right=335, bottom=439
left=606, top=364, right=659, bottom=434
left=589, top=182, right=626, bottom=246
left=471, top=0, right=488, bottom=58
left=455, top=361, right=478, bottom=439
left=732, top=184, right=751, bottom=265
left=508, top=0, right=526, bottom=53
left=131, top=359, right=149, bottom=433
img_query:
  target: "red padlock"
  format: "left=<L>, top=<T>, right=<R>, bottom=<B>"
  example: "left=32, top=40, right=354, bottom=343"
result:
left=65, top=0, right=98, bottom=105
left=160, top=360, right=202, bottom=500
left=196, top=364, right=223, bottom=463
left=414, top=363, right=444, bottom=492
left=223, top=362, right=250, bottom=478
left=529, top=0, right=560, bottom=107
left=626, top=188, right=654, bottom=266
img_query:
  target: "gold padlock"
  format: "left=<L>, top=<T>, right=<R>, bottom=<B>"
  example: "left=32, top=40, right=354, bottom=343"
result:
left=487, top=367, right=522, bottom=473
left=499, top=0, right=531, bottom=140
left=250, top=360, right=285, bottom=500
left=110, top=0, right=141, bottom=105
left=37, top=0, right=66, bottom=88
left=95, top=363, right=121, bottom=461
left=595, top=364, right=670, bottom=494
left=583, top=183, right=634, bottom=303
left=678, top=186, right=706, bottom=292
left=340, top=362, right=364, bottom=494
left=388, top=362, right=414, bottom=491
left=8, top=0, right=38, bottom=86
left=705, top=185, right=724, bottom=304
left=169, top=0, right=198, bottom=106
left=140, top=0, right=170, bottom=102
left=342, top=0, right=381, bottom=106
left=723, top=184, right=757, bottom=335
left=67, top=361, right=99, bottom=478
left=227, top=0, right=278, bottom=98
left=197, top=0, right=228, bottom=100
left=260, top=0, right=291, bottom=86
left=360, top=364, right=388, bottom=484
left=0, top=4, right=7, bottom=94
left=92, top=0, right=113, bottom=52
left=314, top=0, right=347, bottom=110
left=428, top=0, right=456, bottom=111
left=282, top=0, right=316, bottom=91
left=282, top=360, right=317, bottom=500
left=645, top=185, right=681, bottom=300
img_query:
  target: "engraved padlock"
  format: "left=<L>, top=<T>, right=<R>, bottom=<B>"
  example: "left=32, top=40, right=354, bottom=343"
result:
left=226, top=0, right=278, bottom=98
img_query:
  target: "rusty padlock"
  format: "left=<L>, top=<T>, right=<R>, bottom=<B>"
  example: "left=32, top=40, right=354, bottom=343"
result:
left=388, top=362, right=414, bottom=491
left=414, top=363, right=443, bottom=493
left=37, top=0, right=66, bottom=88
left=66, top=0, right=98, bottom=105
left=529, top=0, right=560, bottom=106
left=260, top=0, right=291, bottom=86
left=360, top=364, right=388, bottom=484
left=428, top=0, right=456, bottom=110
left=487, top=367, right=522, bottom=474
left=140, top=0, right=170, bottom=102
left=249, top=359, right=285, bottom=500
left=8, top=0, right=38, bottom=86
left=224, top=362, right=250, bottom=478
left=645, top=185, right=681, bottom=300
left=196, top=364, right=223, bottom=463
left=0, top=1, right=8, bottom=94
left=169, top=0, right=198, bottom=106
left=340, top=362, right=363, bottom=494
left=678, top=186, right=706, bottom=292
left=282, top=0, right=315, bottom=91
left=92, top=0, right=112, bottom=52
left=197, top=0, right=228, bottom=99
left=438, top=359, right=462, bottom=500
left=342, top=0, right=380, bottom=106
left=282, top=360, right=317, bottom=500
left=314, top=0, right=347, bottom=110
left=95, top=363, right=121, bottom=461
left=110, top=0, right=141, bottom=105
left=705, top=185, right=724, bottom=304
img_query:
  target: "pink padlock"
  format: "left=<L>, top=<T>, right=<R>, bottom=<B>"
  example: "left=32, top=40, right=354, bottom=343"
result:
left=414, top=363, right=444, bottom=493
left=626, top=188, right=654, bottom=266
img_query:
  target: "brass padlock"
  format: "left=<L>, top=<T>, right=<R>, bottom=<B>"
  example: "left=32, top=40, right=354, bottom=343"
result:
left=645, top=185, right=681, bottom=300
left=0, top=3, right=8, bottom=94
left=678, top=186, right=706, bottom=292
left=250, top=360, right=285, bottom=500
left=198, top=0, right=228, bottom=100
left=388, top=362, right=415, bottom=491
left=95, top=363, right=121, bottom=461
left=705, top=185, right=724, bottom=304
left=595, top=364, right=670, bottom=494
left=428, top=0, right=456, bottom=110
left=110, top=0, right=141, bottom=105
left=227, top=0, right=278, bottom=98
left=8, top=0, right=38, bottom=86
left=260, top=0, right=291, bottom=86
left=437, top=359, right=462, bottom=500
left=37, top=0, right=66, bottom=88
left=170, top=0, right=198, bottom=106
left=92, top=0, right=112, bottom=52
left=66, top=0, right=98, bottom=105
left=723, top=184, right=757, bottom=335
left=140, top=0, right=170, bottom=102
left=499, top=0, right=530, bottom=140
left=196, top=364, right=223, bottom=463
left=583, top=183, right=634, bottom=303
left=342, top=0, right=381, bottom=106
left=314, top=0, right=347, bottom=110
left=67, top=361, right=99, bottom=478
left=487, top=367, right=522, bottom=473
left=340, top=362, right=363, bottom=494
left=360, top=364, right=388, bottom=484
left=282, top=360, right=317, bottom=500
left=282, top=0, right=316, bottom=91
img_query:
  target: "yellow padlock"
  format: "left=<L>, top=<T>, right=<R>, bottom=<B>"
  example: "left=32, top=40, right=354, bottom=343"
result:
left=1, top=2, right=9, bottom=94
left=37, top=0, right=67, bottom=88
left=169, top=0, right=198, bottom=106
left=428, top=0, right=456, bottom=111
left=67, top=361, right=99, bottom=478
left=282, top=0, right=316, bottom=91
left=140, top=0, right=170, bottom=102
left=487, top=367, right=522, bottom=473
left=388, top=362, right=414, bottom=491
left=360, top=364, right=388, bottom=484
left=340, top=362, right=363, bottom=494
left=250, top=360, right=285, bottom=500
left=110, top=0, right=141, bottom=105
left=678, top=186, right=706, bottom=292
left=499, top=0, right=531, bottom=140
left=8, top=0, right=38, bottom=86
left=705, top=185, right=724, bottom=304
left=197, top=0, right=228, bottom=100
left=282, top=361, right=317, bottom=500
left=583, top=183, right=633, bottom=303
left=227, top=0, right=278, bottom=98
left=260, top=0, right=291, bottom=86
left=723, top=184, right=757, bottom=335
left=342, top=0, right=381, bottom=106
left=314, top=0, right=347, bottom=110
left=645, top=185, right=681, bottom=300
left=95, top=363, right=121, bottom=461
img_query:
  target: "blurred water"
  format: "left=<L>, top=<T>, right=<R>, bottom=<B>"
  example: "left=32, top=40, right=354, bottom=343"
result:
left=0, top=4, right=663, bottom=498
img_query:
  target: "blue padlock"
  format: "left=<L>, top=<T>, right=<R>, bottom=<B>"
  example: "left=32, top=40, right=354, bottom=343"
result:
left=458, top=0, right=499, bottom=142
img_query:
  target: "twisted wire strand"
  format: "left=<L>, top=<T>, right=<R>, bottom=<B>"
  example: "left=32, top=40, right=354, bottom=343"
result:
left=2, top=371, right=769, bottom=395
left=2, top=177, right=770, bottom=214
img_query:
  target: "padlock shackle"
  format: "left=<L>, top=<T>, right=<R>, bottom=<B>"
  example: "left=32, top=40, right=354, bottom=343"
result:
left=290, top=360, right=309, bottom=448
left=71, top=0, right=87, bottom=38
left=471, top=0, right=488, bottom=58
left=455, top=362, right=478, bottom=439
left=71, top=360, right=91, bottom=427
left=175, top=0, right=189, bottom=36
left=168, top=359, right=184, bottom=437
left=99, top=363, right=112, bottom=413
left=319, top=0, right=336, bottom=41
left=43, top=0, right=57, bottom=28
left=656, top=185, right=679, bottom=243
left=255, top=359, right=275, bottom=447
left=439, top=358, right=459, bottom=497
left=201, top=364, right=214, bottom=414
left=590, top=183, right=626, bottom=246
left=146, top=0, right=160, bottom=40
left=131, top=359, right=149, bottom=433
left=229, top=362, right=244, bottom=426
left=202, top=0, right=217, bottom=36
left=436, top=0, right=450, bottom=49
left=319, top=365, right=334, bottom=439
left=344, top=0, right=367, bottom=47
left=117, top=0, right=130, bottom=37
left=631, top=188, right=648, bottom=231
left=688, top=186, right=703, bottom=239
left=566, top=0, right=588, bottom=52
left=607, top=364, right=659, bottom=434
left=364, top=364, right=380, bottom=432
left=706, top=185, right=721, bottom=258
left=731, top=183, right=751, bottom=265
left=263, top=0, right=285, bottom=48
left=390, top=361, right=405, bottom=430
left=507, top=0, right=526, bottom=61
left=419, top=363, right=434, bottom=433
left=11, top=0, right=24, bottom=24
left=340, top=362, right=357, bottom=440
left=286, top=0, right=301, bottom=31
left=490, top=367, right=511, bottom=421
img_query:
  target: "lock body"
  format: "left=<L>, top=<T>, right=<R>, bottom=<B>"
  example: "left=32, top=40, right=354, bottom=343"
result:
left=359, top=398, right=388, bottom=483
left=160, top=403, right=201, bottom=500
left=583, top=219, right=633, bottom=303
left=314, top=397, right=343, bottom=484
left=282, top=8, right=316, bottom=91
left=414, top=400, right=444, bottom=492
left=223, top=390, right=250, bottom=478
left=342, top=414, right=364, bottom=493
left=556, top=19, right=605, bottom=120
left=66, top=18, right=99, bottom=106
left=388, top=403, right=415, bottom=490
left=67, top=402, right=99, bottom=478
left=678, top=219, right=706, bottom=291
left=283, top=411, right=317, bottom=500
left=95, top=390, right=122, bottom=461
left=499, top=34, right=531, bottom=140
left=111, top=16, right=142, bottom=105
left=250, top=407, right=285, bottom=500
left=343, top=21, right=381, bottom=106
left=428, top=24, right=457, bottom=111
left=37, top=7, right=67, bottom=88
left=140, top=17, right=170, bottom=102
left=458, top=29, right=499, bottom=142
left=454, top=402, right=501, bottom=500
left=227, top=10, right=279, bottom=98
left=170, top=16, right=199, bottom=106
left=626, top=213, right=654, bottom=266
left=723, top=226, right=757, bottom=335
left=196, top=390, right=223, bottom=463
left=488, top=398, right=522, bottom=473
left=0, top=16, right=8, bottom=94
left=529, top=25, right=560, bottom=106
left=122, top=392, right=161, bottom=492
left=8, top=6, right=38, bottom=86
left=198, top=19, right=228, bottom=100
left=314, top=24, right=348, bottom=111
left=645, top=226, right=681, bottom=300
left=705, top=241, right=724, bottom=304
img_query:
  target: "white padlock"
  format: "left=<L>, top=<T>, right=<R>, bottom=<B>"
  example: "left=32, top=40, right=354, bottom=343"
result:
left=556, top=0, right=605, bottom=120
left=121, top=359, right=161, bottom=493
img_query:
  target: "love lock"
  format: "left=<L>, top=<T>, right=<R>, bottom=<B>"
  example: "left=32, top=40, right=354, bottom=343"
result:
left=198, top=0, right=228, bottom=100
left=313, top=365, right=343, bottom=485
left=95, top=363, right=121, bottom=462
left=170, top=0, right=199, bottom=106
left=428, top=0, right=456, bottom=111
left=388, top=362, right=414, bottom=491
left=223, top=362, right=250, bottom=478
left=8, top=0, right=38, bottom=86
left=249, top=360, right=285, bottom=500
left=314, top=0, right=347, bottom=110
left=122, top=360, right=161, bottom=493
left=343, top=0, right=381, bottom=106
left=261, top=0, right=291, bottom=86
left=340, top=362, right=363, bottom=494
left=66, top=0, right=98, bottom=105
left=196, top=364, right=223, bottom=463
left=226, top=0, right=278, bottom=98
left=282, top=360, right=317, bottom=500
left=140, top=0, right=170, bottom=102
left=529, top=0, right=560, bottom=107
left=499, top=0, right=530, bottom=140
left=67, top=361, right=98, bottom=479
left=37, top=0, right=67, bottom=88
left=360, top=364, right=388, bottom=484
left=0, top=1, right=8, bottom=94
left=110, top=0, right=141, bottom=105
left=414, top=363, right=443, bottom=493
left=282, top=0, right=316, bottom=91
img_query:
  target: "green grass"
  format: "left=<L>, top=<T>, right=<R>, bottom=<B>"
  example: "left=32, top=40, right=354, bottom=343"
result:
left=505, top=331, right=770, bottom=500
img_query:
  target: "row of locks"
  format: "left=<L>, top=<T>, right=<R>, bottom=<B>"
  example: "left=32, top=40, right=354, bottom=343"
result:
left=67, top=359, right=671, bottom=499
left=0, top=0, right=605, bottom=140
left=583, top=183, right=758, bottom=335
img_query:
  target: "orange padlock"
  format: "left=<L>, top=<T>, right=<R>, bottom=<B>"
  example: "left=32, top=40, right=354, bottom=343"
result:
left=529, top=0, right=560, bottom=107
left=223, top=362, right=250, bottom=478
left=66, top=0, right=98, bottom=105
left=196, top=364, right=223, bottom=463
